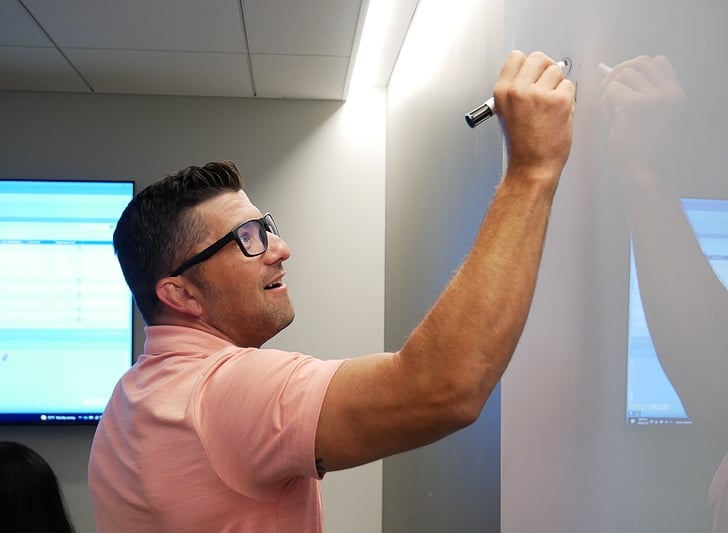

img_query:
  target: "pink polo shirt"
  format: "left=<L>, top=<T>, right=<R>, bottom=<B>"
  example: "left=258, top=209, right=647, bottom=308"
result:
left=88, top=325, right=346, bottom=532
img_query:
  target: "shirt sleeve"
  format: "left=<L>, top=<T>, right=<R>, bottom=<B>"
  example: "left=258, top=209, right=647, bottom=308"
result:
left=192, top=347, right=345, bottom=500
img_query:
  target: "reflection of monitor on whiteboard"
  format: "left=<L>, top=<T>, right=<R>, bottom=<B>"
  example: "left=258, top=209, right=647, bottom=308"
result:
left=626, top=198, right=728, bottom=427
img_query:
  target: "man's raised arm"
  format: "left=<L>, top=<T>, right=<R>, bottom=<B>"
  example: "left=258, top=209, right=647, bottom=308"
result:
left=315, top=51, right=576, bottom=473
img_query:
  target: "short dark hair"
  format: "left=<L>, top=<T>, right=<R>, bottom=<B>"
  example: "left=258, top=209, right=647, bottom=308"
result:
left=114, top=160, right=243, bottom=324
left=0, top=441, right=76, bottom=533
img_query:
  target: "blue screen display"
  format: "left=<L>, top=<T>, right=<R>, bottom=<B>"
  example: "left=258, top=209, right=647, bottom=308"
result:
left=626, top=198, right=728, bottom=426
left=0, top=179, right=134, bottom=424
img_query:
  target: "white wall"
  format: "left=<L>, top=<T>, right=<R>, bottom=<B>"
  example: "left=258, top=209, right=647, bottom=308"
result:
left=384, top=0, right=728, bottom=532
left=0, top=87, right=385, bottom=533
left=502, top=2, right=728, bottom=532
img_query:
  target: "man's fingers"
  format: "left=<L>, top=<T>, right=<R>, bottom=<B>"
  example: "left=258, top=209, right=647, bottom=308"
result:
left=498, top=50, right=528, bottom=82
left=514, top=51, right=559, bottom=85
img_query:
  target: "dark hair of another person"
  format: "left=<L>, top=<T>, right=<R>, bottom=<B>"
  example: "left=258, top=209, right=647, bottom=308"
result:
left=0, top=441, right=76, bottom=533
left=113, top=160, right=244, bottom=324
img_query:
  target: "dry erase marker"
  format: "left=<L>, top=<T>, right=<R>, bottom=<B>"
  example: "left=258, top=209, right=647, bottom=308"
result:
left=465, top=58, right=572, bottom=128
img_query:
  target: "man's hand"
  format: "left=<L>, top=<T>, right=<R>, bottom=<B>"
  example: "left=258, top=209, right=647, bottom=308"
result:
left=495, top=51, right=576, bottom=193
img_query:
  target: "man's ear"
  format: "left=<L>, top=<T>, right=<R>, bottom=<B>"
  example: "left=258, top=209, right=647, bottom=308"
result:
left=155, top=277, right=204, bottom=317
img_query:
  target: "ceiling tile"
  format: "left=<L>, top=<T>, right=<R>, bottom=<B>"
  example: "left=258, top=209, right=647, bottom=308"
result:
left=0, top=0, right=415, bottom=101
left=0, top=0, right=53, bottom=47
left=0, top=46, right=89, bottom=92
left=64, top=49, right=254, bottom=97
left=244, top=0, right=362, bottom=56
left=251, top=53, right=348, bottom=100
left=23, top=0, right=248, bottom=52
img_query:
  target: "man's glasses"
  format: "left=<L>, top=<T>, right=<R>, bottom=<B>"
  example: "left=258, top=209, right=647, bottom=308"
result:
left=170, top=213, right=279, bottom=277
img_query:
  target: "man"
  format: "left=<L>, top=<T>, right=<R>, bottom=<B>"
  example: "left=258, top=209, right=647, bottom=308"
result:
left=89, top=50, right=575, bottom=532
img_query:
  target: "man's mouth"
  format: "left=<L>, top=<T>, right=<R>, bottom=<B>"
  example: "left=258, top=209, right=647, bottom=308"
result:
left=264, top=280, right=283, bottom=290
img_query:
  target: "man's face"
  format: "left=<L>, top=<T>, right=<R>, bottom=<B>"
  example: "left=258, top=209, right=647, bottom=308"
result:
left=189, top=190, right=294, bottom=347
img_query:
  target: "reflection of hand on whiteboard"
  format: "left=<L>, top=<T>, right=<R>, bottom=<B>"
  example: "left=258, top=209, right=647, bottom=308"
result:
left=599, top=55, right=686, bottom=179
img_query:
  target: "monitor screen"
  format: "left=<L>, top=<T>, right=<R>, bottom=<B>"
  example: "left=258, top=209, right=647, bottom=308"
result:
left=626, top=197, right=728, bottom=426
left=0, top=179, right=134, bottom=424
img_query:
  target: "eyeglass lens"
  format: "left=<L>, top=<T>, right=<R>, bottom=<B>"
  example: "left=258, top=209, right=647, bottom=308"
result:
left=236, top=215, right=278, bottom=256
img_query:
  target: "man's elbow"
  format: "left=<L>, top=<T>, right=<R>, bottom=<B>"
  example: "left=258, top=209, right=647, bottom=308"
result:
left=434, top=377, right=492, bottom=432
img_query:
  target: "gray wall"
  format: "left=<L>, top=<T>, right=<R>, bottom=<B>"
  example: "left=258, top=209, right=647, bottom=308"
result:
left=383, top=1, right=505, bottom=531
left=0, top=88, right=385, bottom=532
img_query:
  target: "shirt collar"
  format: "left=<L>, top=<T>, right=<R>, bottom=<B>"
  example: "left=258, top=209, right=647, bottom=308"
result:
left=143, top=325, right=234, bottom=357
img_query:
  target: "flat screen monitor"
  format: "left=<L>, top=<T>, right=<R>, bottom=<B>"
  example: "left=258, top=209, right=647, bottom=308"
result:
left=0, top=179, right=134, bottom=424
left=626, top=197, right=728, bottom=426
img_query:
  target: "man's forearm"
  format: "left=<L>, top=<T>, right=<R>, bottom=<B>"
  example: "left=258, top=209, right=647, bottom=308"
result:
left=399, top=172, right=556, bottom=420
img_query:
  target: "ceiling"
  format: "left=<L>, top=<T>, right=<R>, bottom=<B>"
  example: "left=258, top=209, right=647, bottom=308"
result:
left=0, top=0, right=415, bottom=101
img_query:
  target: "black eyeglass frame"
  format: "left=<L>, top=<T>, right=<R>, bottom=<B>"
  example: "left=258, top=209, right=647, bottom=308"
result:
left=170, top=213, right=278, bottom=277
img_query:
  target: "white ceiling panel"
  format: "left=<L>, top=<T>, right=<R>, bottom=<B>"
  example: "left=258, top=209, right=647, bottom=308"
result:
left=22, top=0, right=247, bottom=52
left=251, top=53, right=348, bottom=99
left=0, top=46, right=88, bottom=92
left=0, top=0, right=416, bottom=100
left=243, top=0, right=362, bottom=56
left=65, top=49, right=254, bottom=97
